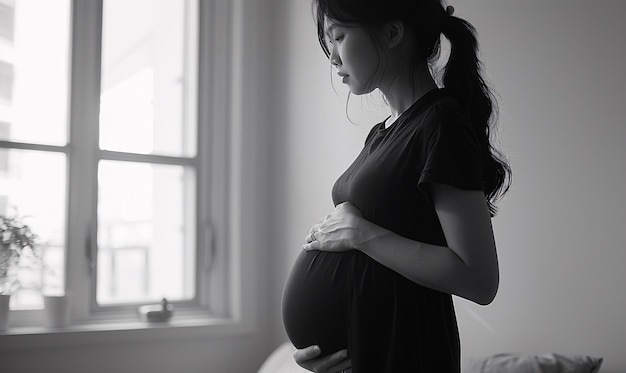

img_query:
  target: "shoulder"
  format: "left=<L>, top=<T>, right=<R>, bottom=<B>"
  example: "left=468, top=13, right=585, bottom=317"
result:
left=422, top=91, right=468, bottom=129
left=397, top=89, right=467, bottom=136
left=417, top=92, right=479, bottom=144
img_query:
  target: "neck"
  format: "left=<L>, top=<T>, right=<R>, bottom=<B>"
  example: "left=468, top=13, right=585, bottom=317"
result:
left=382, top=63, right=437, bottom=128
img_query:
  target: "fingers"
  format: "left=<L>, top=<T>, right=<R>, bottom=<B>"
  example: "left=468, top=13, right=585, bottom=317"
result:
left=323, top=350, right=350, bottom=372
left=302, top=240, right=320, bottom=252
left=310, top=223, right=321, bottom=233
left=294, top=346, right=350, bottom=373
left=329, top=358, right=352, bottom=373
left=306, top=222, right=322, bottom=243
left=305, top=230, right=322, bottom=244
left=293, top=345, right=322, bottom=363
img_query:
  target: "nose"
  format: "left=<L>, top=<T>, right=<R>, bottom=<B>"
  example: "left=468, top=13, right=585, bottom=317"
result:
left=329, top=47, right=341, bottom=67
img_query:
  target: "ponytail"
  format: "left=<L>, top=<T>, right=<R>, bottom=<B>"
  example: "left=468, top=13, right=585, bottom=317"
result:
left=440, top=14, right=511, bottom=216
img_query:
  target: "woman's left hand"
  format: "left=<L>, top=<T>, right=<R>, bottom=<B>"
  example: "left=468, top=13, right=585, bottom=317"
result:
left=303, top=202, right=363, bottom=252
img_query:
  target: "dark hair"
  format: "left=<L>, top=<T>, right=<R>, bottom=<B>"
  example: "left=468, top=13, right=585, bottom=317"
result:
left=313, top=0, right=511, bottom=215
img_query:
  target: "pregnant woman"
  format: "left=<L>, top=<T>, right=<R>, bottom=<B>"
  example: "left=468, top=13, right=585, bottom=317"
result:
left=282, top=1, right=511, bottom=372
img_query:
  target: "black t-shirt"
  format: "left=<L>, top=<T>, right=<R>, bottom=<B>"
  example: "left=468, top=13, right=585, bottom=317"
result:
left=282, top=88, right=484, bottom=373
left=332, top=88, right=484, bottom=244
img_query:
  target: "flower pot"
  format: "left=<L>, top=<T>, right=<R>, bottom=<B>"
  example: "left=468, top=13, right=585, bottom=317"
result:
left=43, top=294, right=70, bottom=328
left=0, top=294, right=10, bottom=331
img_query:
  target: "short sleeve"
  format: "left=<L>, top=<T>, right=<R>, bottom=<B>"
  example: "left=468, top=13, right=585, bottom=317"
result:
left=417, top=102, right=484, bottom=192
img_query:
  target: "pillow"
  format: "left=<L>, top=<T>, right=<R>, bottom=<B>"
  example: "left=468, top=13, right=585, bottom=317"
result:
left=462, top=353, right=603, bottom=373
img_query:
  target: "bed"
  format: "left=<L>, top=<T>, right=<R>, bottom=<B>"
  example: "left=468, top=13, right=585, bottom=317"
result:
left=257, top=342, right=603, bottom=373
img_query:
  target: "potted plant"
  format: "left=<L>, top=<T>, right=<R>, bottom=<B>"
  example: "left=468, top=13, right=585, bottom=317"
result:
left=0, top=214, right=39, bottom=330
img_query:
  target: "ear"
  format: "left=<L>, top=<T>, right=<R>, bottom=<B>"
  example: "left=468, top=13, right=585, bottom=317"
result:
left=384, top=21, right=405, bottom=48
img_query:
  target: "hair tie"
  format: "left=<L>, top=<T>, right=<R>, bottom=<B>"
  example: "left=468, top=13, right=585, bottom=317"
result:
left=446, top=5, right=455, bottom=16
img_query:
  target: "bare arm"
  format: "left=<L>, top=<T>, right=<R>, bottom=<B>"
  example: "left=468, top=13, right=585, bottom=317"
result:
left=305, top=183, right=499, bottom=305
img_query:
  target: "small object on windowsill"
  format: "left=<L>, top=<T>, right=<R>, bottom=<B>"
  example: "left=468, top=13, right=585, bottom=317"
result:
left=138, top=298, right=173, bottom=322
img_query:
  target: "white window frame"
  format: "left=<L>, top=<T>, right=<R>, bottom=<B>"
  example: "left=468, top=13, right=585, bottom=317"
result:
left=0, top=0, right=251, bottom=345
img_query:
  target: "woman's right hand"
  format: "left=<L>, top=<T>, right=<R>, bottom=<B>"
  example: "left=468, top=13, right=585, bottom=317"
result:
left=294, top=345, right=352, bottom=373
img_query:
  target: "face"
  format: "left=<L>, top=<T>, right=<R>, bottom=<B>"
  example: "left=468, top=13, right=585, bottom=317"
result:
left=325, top=21, right=385, bottom=95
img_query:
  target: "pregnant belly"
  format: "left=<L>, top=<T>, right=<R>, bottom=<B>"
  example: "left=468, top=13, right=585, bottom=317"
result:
left=282, top=248, right=461, bottom=371
left=281, top=249, right=355, bottom=354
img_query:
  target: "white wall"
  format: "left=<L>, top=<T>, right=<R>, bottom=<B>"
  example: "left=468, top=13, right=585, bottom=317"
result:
left=269, top=0, right=387, bottom=347
left=270, top=1, right=626, bottom=372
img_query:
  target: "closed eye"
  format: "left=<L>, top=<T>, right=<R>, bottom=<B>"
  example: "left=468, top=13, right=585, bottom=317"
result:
left=324, top=23, right=346, bottom=47
left=326, top=34, right=344, bottom=47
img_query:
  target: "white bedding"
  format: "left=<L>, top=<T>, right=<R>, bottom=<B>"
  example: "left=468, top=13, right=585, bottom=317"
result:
left=258, top=342, right=604, bottom=373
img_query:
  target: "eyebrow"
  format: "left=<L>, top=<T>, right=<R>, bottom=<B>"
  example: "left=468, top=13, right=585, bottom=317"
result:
left=324, top=23, right=337, bottom=38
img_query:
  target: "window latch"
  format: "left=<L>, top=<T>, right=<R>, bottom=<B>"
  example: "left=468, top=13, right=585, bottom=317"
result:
left=85, top=223, right=96, bottom=274
left=205, top=220, right=215, bottom=272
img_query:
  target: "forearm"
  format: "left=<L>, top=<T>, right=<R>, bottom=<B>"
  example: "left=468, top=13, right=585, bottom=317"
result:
left=354, top=217, right=496, bottom=305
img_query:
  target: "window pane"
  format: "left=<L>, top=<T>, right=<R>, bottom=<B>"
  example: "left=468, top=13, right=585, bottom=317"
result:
left=99, top=0, right=196, bottom=157
left=0, top=149, right=67, bottom=309
left=97, top=160, right=195, bottom=305
left=0, top=0, right=70, bottom=145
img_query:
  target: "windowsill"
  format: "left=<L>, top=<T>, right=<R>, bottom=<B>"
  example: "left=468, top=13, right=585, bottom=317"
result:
left=0, top=316, right=250, bottom=350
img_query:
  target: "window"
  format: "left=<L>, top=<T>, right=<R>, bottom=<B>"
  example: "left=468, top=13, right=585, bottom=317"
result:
left=0, top=0, right=70, bottom=310
left=96, top=0, right=198, bottom=307
left=0, top=1, right=14, bottom=42
left=1, top=0, right=238, bottom=329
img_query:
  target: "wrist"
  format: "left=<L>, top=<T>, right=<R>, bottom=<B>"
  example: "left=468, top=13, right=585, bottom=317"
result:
left=351, top=216, right=385, bottom=253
